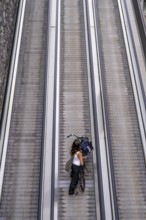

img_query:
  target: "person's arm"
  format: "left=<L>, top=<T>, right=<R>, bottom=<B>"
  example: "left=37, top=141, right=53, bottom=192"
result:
left=77, top=151, right=83, bottom=166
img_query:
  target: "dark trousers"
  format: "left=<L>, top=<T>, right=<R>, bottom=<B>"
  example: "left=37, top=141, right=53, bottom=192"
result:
left=69, top=164, right=81, bottom=195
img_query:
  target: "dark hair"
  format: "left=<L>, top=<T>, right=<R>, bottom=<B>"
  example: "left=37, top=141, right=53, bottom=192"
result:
left=70, top=139, right=81, bottom=156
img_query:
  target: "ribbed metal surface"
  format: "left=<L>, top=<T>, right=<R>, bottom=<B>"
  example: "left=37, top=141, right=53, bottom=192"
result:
left=95, top=0, right=146, bottom=219
left=58, top=0, right=97, bottom=219
left=0, top=0, right=47, bottom=219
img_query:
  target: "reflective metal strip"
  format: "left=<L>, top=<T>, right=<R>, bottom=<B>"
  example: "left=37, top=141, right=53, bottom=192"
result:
left=40, top=0, right=58, bottom=219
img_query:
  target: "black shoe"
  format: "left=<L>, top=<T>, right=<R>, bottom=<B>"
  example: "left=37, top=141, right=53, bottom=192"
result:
left=69, top=191, right=78, bottom=196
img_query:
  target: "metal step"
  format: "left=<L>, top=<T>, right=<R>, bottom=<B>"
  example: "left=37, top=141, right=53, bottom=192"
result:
left=95, top=0, right=146, bottom=218
left=0, top=0, right=48, bottom=219
left=57, top=0, right=97, bottom=219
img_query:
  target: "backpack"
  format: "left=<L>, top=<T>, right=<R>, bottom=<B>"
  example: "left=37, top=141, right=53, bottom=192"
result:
left=65, top=156, right=73, bottom=172
left=80, top=137, right=93, bottom=157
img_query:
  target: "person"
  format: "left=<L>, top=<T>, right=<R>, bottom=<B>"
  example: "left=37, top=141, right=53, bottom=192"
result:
left=69, top=139, right=83, bottom=195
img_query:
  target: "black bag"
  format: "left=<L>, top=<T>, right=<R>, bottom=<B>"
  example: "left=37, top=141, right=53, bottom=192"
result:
left=65, top=157, right=73, bottom=172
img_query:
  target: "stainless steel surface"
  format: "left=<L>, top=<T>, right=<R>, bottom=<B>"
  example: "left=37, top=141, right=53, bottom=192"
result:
left=87, top=0, right=113, bottom=218
left=56, top=0, right=98, bottom=219
left=118, top=0, right=146, bottom=167
left=95, top=0, right=146, bottom=218
left=0, top=0, right=48, bottom=219
left=40, top=0, right=59, bottom=219
left=0, top=0, right=145, bottom=219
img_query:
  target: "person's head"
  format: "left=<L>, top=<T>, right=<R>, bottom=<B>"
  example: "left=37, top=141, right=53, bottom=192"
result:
left=70, top=139, right=81, bottom=156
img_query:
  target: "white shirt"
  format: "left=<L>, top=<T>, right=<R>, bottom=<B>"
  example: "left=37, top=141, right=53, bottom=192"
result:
left=72, top=152, right=80, bottom=166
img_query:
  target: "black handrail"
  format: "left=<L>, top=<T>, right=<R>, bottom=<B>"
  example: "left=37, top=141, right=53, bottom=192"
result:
left=132, top=0, right=146, bottom=62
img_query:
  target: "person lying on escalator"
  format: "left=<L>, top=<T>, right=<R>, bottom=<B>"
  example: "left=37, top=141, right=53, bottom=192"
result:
left=69, top=139, right=83, bottom=196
